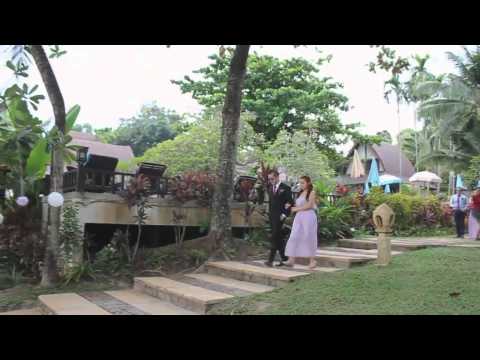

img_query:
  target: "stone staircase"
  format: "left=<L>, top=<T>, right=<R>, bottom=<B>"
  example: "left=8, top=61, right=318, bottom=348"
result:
left=4, top=244, right=406, bottom=315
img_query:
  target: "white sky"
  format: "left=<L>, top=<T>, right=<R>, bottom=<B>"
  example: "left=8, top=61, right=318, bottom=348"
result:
left=0, top=45, right=462, bottom=153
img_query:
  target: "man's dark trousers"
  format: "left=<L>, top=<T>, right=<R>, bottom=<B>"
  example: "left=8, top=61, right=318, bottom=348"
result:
left=454, top=210, right=466, bottom=237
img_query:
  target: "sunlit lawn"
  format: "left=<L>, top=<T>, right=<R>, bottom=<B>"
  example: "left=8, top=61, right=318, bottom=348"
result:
left=210, top=247, right=480, bottom=315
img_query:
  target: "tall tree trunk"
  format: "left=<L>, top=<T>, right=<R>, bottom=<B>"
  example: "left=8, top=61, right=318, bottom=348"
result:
left=30, top=45, right=66, bottom=287
left=397, top=99, right=402, bottom=191
left=414, top=106, right=418, bottom=172
left=208, top=45, right=250, bottom=251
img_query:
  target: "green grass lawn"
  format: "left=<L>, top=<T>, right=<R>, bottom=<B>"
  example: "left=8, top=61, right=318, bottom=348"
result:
left=209, top=247, right=480, bottom=315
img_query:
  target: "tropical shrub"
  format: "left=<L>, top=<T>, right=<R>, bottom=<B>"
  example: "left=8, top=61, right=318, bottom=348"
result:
left=118, top=174, right=152, bottom=264
left=362, top=187, right=447, bottom=235
left=59, top=204, right=83, bottom=272
left=0, top=204, right=44, bottom=279
left=317, top=200, right=354, bottom=241
left=63, top=262, right=96, bottom=285
left=314, top=179, right=335, bottom=199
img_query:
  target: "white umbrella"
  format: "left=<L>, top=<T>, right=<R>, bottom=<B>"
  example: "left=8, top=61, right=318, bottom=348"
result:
left=409, top=171, right=441, bottom=183
left=351, top=149, right=365, bottom=178
left=379, top=174, right=401, bottom=185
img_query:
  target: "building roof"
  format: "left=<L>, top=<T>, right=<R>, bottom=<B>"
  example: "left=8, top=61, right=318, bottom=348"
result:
left=69, top=131, right=134, bottom=163
left=338, top=143, right=415, bottom=185
left=371, top=143, right=415, bottom=180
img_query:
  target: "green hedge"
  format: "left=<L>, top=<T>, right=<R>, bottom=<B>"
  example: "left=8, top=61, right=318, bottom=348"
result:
left=362, top=187, right=449, bottom=235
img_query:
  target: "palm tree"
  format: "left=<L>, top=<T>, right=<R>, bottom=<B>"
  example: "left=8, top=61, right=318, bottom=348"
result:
left=405, top=54, right=436, bottom=170
left=384, top=75, right=408, bottom=180
left=415, top=46, right=480, bottom=175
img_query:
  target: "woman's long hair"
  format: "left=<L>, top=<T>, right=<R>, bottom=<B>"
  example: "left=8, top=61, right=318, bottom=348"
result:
left=300, top=176, right=313, bottom=200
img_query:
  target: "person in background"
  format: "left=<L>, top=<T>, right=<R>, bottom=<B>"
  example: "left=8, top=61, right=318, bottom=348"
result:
left=450, top=186, right=469, bottom=238
left=284, top=176, right=318, bottom=269
left=468, top=184, right=480, bottom=240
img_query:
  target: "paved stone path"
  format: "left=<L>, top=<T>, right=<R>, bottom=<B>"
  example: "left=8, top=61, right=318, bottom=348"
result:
left=78, top=292, right=149, bottom=315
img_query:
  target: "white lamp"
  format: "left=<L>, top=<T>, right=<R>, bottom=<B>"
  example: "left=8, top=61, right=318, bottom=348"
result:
left=47, top=192, right=64, bottom=208
left=16, top=196, right=29, bottom=207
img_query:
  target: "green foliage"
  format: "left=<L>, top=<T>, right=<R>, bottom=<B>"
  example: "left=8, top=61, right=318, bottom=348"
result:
left=0, top=251, right=21, bottom=289
left=59, top=205, right=83, bottom=269
left=263, top=130, right=334, bottom=182
left=317, top=200, right=354, bottom=241
left=244, top=227, right=269, bottom=247
left=414, top=46, right=480, bottom=173
left=313, top=179, right=335, bottom=198
left=141, top=110, right=262, bottom=176
left=364, top=187, right=445, bottom=235
left=375, top=130, right=392, bottom=144
left=0, top=84, right=44, bottom=196
left=25, top=138, right=50, bottom=179
left=96, top=104, right=192, bottom=156
left=465, top=155, right=480, bottom=189
left=63, top=262, right=96, bottom=285
left=118, top=175, right=152, bottom=264
left=174, top=51, right=356, bottom=148
left=368, top=45, right=411, bottom=76
left=95, top=127, right=117, bottom=144
left=48, top=45, right=67, bottom=59
left=187, top=249, right=209, bottom=267
left=92, top=243, right=130, bottom=276
left=397, top=128, right=417, bottom=164
left=72, top=123, right=93, bottom=134
left=24, top=104, right=81, bottom=180
left=199, top=218, right=211, bottom=235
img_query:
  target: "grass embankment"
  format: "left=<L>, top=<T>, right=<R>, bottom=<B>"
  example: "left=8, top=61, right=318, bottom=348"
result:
left=210, top=247, right=480, bottom=315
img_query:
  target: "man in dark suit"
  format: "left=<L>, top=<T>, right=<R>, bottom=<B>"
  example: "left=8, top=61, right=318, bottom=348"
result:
left=265, top=170, right=294, bottom=267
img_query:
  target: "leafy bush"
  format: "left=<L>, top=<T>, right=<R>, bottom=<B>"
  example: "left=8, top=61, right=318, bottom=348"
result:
left=59, top=205, right=83, bottom=271
left=317, top=200, right=354, bottom=241
left=363, top=187, right=447, bottom=235
left=314, top=179, right=335, bottom=198
left=91, top=242, right=135, bottom=281
left=0, top=205, right=44, bottom=279
left=244, top=227, right=270, bottom=247
left=63, top=262, right=96, bottom=285
left=186, top=249, right=209, bottom=266
left=465, top=155, right=480, bottom=189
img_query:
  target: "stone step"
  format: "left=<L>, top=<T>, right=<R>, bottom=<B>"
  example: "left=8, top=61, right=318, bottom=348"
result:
left=134, top=277, right=234, bottom=314
left=250, top=260, right=342, bottom=273
left=310, top=253, right=371, bottom=268
left=0, top=308, right=43, bottom=315
left=316, top=249, right=379, bottom=259
left=105, top=290, right=198, bottom=315
left=320, top=247, right=403, bottom=256
left=38, top=293, right=111, bottom=315
left=338, top=239, right=427, bottom=252
left=185, top=273, right=275, bottom=294
left=205, top=261, right=310, bottom=287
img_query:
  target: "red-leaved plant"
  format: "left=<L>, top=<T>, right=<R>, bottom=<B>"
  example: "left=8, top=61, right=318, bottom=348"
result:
left=118, top=174, right=152, bottom=264
left=168, top=171, right=216, bottom=252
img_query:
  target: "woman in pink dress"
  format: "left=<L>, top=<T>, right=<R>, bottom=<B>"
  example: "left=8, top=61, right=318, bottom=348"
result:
left=284, top=176, right=318, bottom=269
left=468, top=186, right=480, bottom=240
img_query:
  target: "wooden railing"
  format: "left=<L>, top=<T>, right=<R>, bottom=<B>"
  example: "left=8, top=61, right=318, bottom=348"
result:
left=44, top=168, right=165, bottom=195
